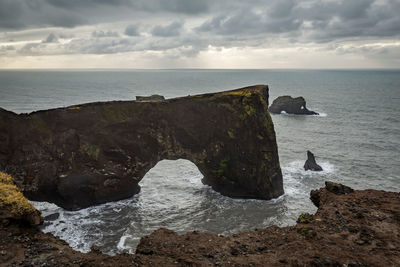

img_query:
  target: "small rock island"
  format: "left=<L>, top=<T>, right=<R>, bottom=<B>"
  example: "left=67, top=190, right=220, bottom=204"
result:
left=269, top=95, right=319, bottom=115
left=0, top=85, right=283, bottom=210
left=304, top=150, right=323, bottom=171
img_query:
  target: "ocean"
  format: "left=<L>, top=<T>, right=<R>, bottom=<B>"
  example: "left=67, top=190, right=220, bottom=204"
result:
left=1, top=69, right=399, bottom=254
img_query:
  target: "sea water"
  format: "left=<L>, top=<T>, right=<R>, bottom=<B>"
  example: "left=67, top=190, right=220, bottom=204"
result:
left=0, top=69, right=399, bottom=254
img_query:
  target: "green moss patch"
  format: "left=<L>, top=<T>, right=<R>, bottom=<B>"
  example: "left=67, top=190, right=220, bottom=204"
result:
left=80, top=143, right=100, bottom=160
left=227, top=130, right=235, bottom=139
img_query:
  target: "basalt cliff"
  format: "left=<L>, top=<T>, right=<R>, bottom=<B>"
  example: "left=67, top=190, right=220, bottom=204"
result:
left=0, top=85, right=283, bottom=210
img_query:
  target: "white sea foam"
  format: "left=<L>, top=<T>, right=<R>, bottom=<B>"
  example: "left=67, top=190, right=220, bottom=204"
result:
left=281, top=160, right=336, bottom=197
left=314, top=112, right=327, bottom=117
left=117, top=234, right=130, bottom=252
left=32, top=195, right=139, bottom=253
left=283, top=160, right=335, bottom=176
left=32, top=158, right=331, bottom=254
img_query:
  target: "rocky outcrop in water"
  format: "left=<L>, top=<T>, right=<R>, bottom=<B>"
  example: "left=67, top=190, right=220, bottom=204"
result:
left=136, top=95, right=165, bottom=101
left=1, top=182, right=399, bottom=266
left=304, top=150, right=323, bottom=171
left=269, top=95, right=318, bottom=115
left=0, top=85, right=283, bottom=210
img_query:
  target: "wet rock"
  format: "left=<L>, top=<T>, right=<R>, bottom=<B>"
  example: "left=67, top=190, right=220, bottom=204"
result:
left=325, top=181, right=354, bottom=195
left=136, top=95, right=165, bottom=101
left=304, top=151, right=323, bottom=171
left=269, top=95, right=318, bottom=115
left=44, top=213, right=59, bottom=221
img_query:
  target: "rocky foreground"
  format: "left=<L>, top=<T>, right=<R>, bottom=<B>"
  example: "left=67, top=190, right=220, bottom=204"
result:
left=1, top=181, right=399, bottom=266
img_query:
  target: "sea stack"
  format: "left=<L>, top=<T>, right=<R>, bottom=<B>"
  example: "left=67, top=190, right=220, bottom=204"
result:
left=304, top=151, right=323, bottom=171
left=269, top=95, right=318, bottom=115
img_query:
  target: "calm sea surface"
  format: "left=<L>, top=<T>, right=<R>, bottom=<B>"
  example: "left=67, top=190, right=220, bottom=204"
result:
left=0, top=69, right=399, bottom=254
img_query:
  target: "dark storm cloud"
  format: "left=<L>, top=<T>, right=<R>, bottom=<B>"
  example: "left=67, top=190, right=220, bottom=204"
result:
left=151, top=21, right=183, bottom=37
left=2, top=0, right=400, bottom=60
left=196, top=0, right=400, bottom=42
left=0, top=0, right=209, bottom=30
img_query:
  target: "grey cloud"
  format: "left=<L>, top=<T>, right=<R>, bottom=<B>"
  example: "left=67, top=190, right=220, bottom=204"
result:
left=3, top=0, right=400, bottom=62
left=196, top=0, right=400, bottom=42
left=92, top=30, right=119, bottom=38
left=151, top=21, right=183, bottom=37
left=124, top=25, right=140, bottom=36
left=0, top=0, right=24, bottom=29
left=0, top=45, right=16, bottom=53
left=196, top=10, right=301, bottom=36
left=160, top=0, right=209, bottom=14
left=0, top=0, right=210, bottom=30
left=18, top=43, right=42, bottom=54
left=42, top=33, right=58, bottom=43
left=45, top=0, right=131, bottom=9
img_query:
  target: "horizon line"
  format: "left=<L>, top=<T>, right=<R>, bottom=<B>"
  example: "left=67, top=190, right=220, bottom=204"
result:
left=0, top=68, right=399, bottom=71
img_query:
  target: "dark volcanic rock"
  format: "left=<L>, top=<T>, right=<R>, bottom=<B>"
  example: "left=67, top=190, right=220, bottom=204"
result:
left=325, top=181, right=354, bottom=195
left=0, top=85, right=283, bottom=210
left=269, top=95, right=318, bottom=115
left=136, top=94, right=165, bottom=101
left=304, top=150, right=323, bottom=171
left=1, top=181, right=400, bottom=266
left=44, top=213, right=59, bottom=221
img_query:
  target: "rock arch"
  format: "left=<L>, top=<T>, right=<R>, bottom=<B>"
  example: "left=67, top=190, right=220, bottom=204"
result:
left=0, top=85, right=283, bottom=210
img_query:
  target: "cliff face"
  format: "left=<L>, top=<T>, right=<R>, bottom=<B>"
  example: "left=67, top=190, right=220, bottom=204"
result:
left=0, top=85, right=283, bottom=210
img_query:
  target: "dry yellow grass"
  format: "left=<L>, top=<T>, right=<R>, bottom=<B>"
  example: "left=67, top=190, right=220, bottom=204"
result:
left=0, top=172, right=38, bottom=217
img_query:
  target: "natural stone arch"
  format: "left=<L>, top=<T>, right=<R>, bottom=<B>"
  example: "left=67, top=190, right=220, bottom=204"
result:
left=0, top=85, right=283, bottom=210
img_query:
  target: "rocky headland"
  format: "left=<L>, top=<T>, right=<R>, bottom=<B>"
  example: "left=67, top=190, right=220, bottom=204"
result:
left=0, top=85, right=283, bottom=210
left=1, top=176, right=399, bottom=266
left=269, top=96, right=318, bottom=115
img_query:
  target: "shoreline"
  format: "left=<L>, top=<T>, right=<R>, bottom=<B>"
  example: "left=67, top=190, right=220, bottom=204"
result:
left=1, top=181, right=399, bottom=266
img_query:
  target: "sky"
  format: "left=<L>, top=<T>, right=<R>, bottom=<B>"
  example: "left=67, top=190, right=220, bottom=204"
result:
left=0, top=0, right=399, bottom=69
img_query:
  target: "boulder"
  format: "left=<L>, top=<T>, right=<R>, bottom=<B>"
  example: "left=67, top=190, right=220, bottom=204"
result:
left=136, top=94, right=165, bottom=101
left=269, top=96, right=318, bottom=115
left=325, top=181, right=354, bottom=195
left=0, top=85, right=283, bottom=210
left=304, top=151, right=323, bottom=171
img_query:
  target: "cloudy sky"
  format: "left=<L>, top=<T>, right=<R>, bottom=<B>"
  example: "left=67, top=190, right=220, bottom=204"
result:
left=0, top=0, right=399, bottom=69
